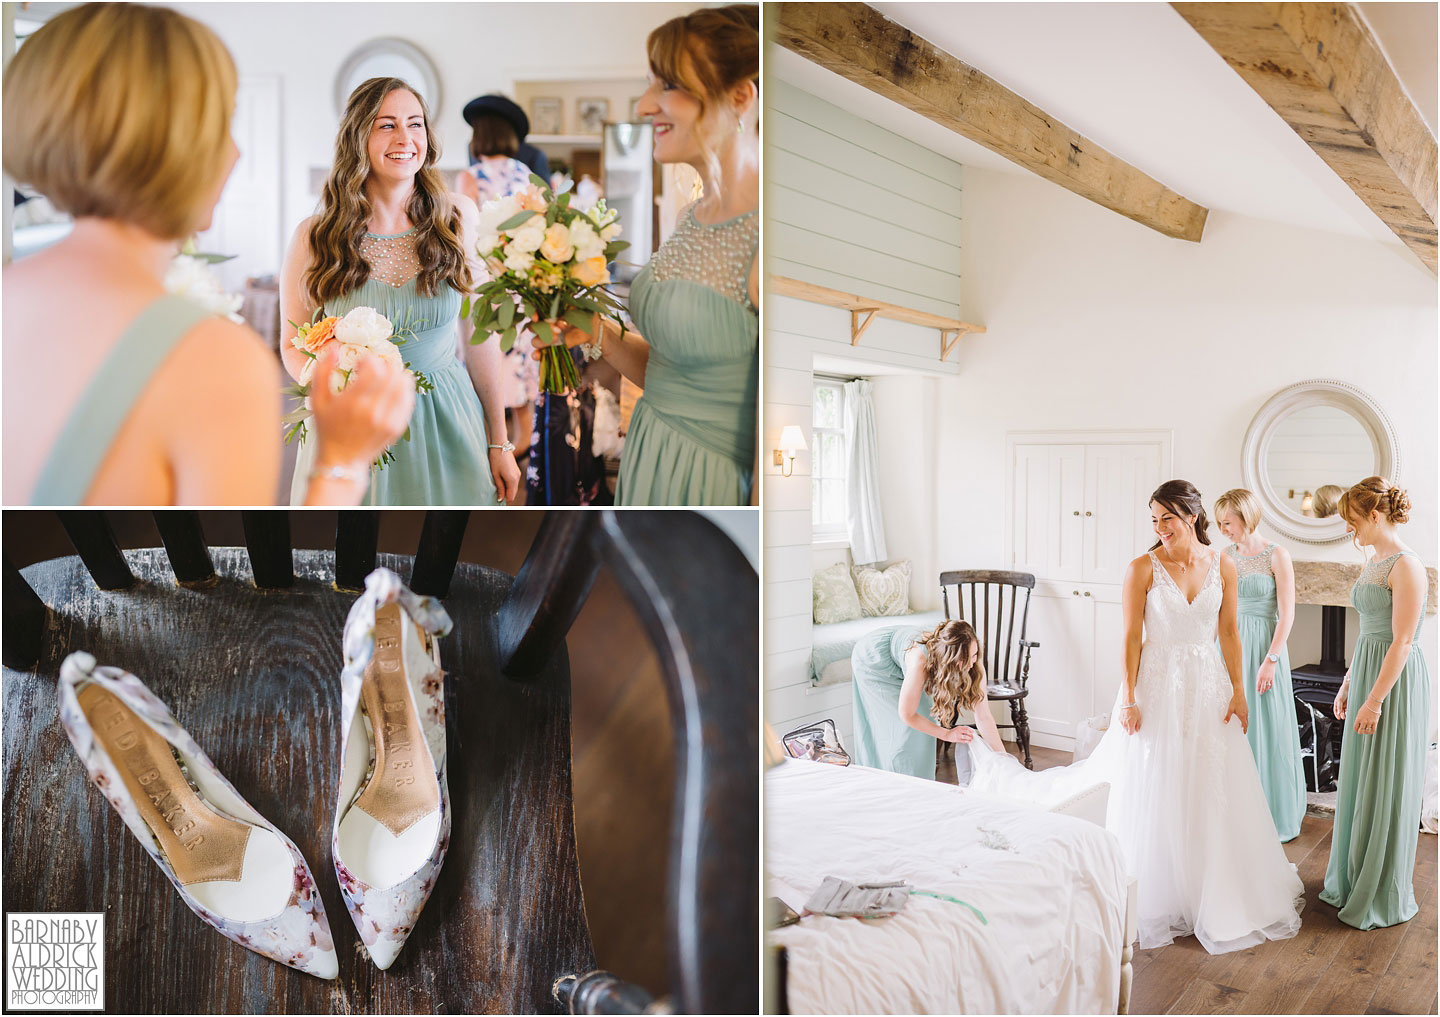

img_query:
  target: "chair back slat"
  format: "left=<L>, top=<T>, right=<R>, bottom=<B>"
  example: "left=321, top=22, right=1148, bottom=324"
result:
left=497, top=514, right=602, bottom=677
left=334, top=511, right=380, bottom=592
left=501, top=511, right=757, bottom=1013
left=241, top=510, right=293, bottom=588
left=939, top=569, right=1036, bottom=686
left=3, top=554, right=46, bottom=670
left=59, top=511, right=134, bottom=590
left=153, top=511, right=216, bottom=587
left=410, top=511, right=468, bottom=597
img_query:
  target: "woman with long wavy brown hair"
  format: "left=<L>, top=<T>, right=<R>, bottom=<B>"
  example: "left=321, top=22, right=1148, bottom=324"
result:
left=850, top=619, right=1003, bottom=780
left=280, top=76, right=520, bottom=505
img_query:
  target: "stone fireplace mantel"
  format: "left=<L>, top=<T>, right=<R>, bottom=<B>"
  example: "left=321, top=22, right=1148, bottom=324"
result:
left=1292, top=559, right=1438, bottom=613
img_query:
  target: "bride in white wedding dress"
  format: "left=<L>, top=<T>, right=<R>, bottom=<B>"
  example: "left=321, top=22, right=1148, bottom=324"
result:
left=970, top=480, right=1304, bottom=954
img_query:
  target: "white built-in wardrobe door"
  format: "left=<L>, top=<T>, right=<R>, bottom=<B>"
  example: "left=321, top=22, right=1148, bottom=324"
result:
left=1083, top=445, right=1164, bottom=584
left=1012, top=444, right=1085, bottom=581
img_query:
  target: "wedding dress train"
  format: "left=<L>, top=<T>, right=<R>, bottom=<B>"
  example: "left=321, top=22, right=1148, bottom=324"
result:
left=969, top=551, right=1304, bottom=954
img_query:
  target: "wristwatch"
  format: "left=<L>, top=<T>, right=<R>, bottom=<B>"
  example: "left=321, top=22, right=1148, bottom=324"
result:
left=487, top=440, right=516, bottom=453
left=1266, top=653, right=1280, bottom=663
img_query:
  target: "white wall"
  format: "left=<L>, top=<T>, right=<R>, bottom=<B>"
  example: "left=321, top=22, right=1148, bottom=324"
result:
left=871, top=374, right=942, bottom=611
left=942, top=164, right=1438, bottom=735
left=170, top=2, right=693, bottom=275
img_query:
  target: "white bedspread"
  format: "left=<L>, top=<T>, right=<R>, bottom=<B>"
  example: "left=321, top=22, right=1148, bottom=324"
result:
left=768, top=759, right=1128, bottom=1015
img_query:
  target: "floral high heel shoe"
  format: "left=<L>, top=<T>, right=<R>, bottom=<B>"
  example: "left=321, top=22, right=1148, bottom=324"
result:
left=333, top=568, right=453, bottom=970
left=57, top=651, right=339, bottom=979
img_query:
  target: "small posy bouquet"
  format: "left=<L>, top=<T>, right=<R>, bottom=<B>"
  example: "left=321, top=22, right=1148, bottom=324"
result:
left=465, top=174, right=628, bottom=395
left=166, top=238, right=243, bottom=322
left=282, top=305, right=431, bottom=468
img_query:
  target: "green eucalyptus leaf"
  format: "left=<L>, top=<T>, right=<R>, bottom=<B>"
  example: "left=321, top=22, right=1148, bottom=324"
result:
left=497, top=210, right=538, bottom=231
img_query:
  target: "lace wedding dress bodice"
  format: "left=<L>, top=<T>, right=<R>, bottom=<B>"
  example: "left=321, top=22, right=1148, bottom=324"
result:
left=968, top=545, right=1304, bottom=955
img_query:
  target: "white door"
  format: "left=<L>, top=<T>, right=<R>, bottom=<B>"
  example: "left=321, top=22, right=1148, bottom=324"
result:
left=1083, top=443, right=1163, bottom=585
left=195, top=75, right=282, bottom=292
left=1023, top=584, right=1093, bottom=745
left=1089, top=585, right=1127, bottom=715
left=1012, top=444, right=1085, bottom=580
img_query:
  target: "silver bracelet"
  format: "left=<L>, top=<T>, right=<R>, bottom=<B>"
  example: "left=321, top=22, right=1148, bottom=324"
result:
left=1121, top=701, right=1138, bottom=709
left=488, top=440, right=516, bottom=453
left=578, top=339, right=604, bottom=362
left=310, top=462, right=366, bottom=483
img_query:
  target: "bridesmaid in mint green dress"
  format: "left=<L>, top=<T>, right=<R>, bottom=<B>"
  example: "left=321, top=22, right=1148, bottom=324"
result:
left=1215, top=491, right=1306, bottom=841
left=544, top=6, right=759, bottom=504
left=851, top=621, right=1000, bottom=779
left=281, top=77, right=518, bottom=506
left=1322, top=478, right=1431, bottom=930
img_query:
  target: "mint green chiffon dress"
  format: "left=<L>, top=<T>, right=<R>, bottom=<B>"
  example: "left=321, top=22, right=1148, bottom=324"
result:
left=615, top=204, right=757, bottom=506
left=851, top=626, right=938, bottom=779
left=1226, top=544, right=1306, bottom=841
left=30, top=295, right=212, bottom=505
left=290, top=229, right=497, bottom=506
left=1321, top=550, right=1431, bottom=929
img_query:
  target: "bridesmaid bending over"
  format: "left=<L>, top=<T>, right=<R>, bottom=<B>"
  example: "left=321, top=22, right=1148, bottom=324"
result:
left=3, top=4, right=410, bottom=506
left=1215, top=489, right=1306, bottom=841
left=850, top=620, right=1003, bottom=780
left=1324, top=477, right=1431, bottom=929
left=545, top=5, right=759, bottom=505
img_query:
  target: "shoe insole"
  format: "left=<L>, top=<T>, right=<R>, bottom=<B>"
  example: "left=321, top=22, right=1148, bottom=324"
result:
left=353, top=602, right=439, bottom=837
left=76, top=684, right=250, bottom=885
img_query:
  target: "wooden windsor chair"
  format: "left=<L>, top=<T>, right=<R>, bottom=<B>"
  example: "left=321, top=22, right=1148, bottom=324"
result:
left=2, top=509, right=756, bottom=1015
left=939, top=569, right=1039, bottom=770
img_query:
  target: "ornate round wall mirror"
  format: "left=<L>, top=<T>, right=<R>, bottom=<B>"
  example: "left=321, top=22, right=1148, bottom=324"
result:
left=1241, top=380, right=1400, bottom=544
left=334, top=39, right=442, bottom=118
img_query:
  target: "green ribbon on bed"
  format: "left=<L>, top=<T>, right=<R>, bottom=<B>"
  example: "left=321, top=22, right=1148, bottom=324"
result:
left=909, top=889, right=988, bottom=924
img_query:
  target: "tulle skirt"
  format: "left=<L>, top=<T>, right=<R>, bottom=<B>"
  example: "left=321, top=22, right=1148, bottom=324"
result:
left=970, top=639, right=1304, bottom=953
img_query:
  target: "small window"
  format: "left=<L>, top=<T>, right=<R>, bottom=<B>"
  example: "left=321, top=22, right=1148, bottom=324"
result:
left=812, top=378, right=848, bottom=542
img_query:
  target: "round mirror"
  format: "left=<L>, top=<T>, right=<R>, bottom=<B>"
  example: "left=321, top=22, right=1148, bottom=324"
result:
left=1242, top=380, right=1400, bottom=544
left=334, top=39, right=442, bottom=119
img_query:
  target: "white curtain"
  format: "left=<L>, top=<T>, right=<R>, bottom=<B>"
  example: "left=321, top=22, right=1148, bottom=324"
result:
left=844, top=379, right=887, bottom=565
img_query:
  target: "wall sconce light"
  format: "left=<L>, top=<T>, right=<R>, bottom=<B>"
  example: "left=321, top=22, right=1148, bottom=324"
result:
left=773, top=425, right=807, bottom=478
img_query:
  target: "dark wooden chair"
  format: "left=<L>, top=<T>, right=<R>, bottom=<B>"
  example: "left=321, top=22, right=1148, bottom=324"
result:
left=2, top=510, right=756, bottom=1015
left=939, top=569, right=1039, bottom=770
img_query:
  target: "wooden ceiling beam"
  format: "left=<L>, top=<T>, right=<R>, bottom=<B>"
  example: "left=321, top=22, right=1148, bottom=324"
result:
left=773, top=1, right=1209, bottom=242
left=1173, top=2, right=1438, bottom=273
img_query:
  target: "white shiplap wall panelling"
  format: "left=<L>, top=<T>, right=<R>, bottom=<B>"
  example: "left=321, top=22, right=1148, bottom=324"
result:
left=763, top=76, right=972, bottom=742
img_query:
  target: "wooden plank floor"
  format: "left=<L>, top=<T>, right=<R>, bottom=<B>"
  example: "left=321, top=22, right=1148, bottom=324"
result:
left=938, top=738, right=1439, bottom=1015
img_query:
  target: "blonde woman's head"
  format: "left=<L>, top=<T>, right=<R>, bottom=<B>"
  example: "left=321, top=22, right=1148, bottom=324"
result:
left=1214, top=488, right=1261, bottom=542
left=1312, top=484, right=1344, bottom=519
left=1339, top=476, right=1412, bottom=548
left=3, top=3, right=237, bottom=240
left=912, top=620, right=987, bottom=729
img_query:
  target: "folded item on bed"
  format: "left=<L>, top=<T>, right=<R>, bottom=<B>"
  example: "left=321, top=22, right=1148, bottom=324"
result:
left=804, top=877, right=910, bottom=918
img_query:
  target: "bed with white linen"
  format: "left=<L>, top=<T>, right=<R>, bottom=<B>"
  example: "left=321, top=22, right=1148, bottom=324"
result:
left=768, top=759, right=1133, bottom=1015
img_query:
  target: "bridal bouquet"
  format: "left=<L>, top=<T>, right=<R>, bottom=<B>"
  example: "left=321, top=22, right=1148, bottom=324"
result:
left=464, top=174, right=628, bottom=394
left=282, top=305, right=431, bottom=467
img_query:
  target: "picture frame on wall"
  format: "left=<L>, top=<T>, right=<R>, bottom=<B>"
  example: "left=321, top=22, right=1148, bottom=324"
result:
left=577, top=97, right=610, bottom=135
left=530, top=96, right=563, bottom=136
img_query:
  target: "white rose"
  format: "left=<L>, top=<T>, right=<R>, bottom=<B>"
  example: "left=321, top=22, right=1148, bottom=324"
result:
left=475, top=230, right=501, bottom=258
left=568, top=219, right=605, bottom=262
left=371, top=340, right=404, bottom=367
left=335, top=305, right=393, bottom=348
left=540, top=222, right=574, bottom=264
left=336, top=342, right=364, bottom=372
left=478, top=195, right=519, bottom=233
left=509, top=214, right=546, bottom=253
left=600, top=222, right=621, bottom=243
left=504, top=248, right=535, bottom=273
left=164, top=254, right=244, bottom=322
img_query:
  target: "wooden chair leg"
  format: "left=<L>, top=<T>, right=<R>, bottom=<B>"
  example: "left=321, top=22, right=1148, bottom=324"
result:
left=153, top=510, right=216, bottom=587
left=410, top=510, right=468, bottom=597
left=3, top=554, right=46, bottom=670
left=497, top=513, right=602, bottom=678
left=241, top=510, right=293, bottom=589
left=58, top=511, right=134, bottom=590
left=1011, top=699, right=1033, bottom=770
left=334, top=510, right=380, bottom=592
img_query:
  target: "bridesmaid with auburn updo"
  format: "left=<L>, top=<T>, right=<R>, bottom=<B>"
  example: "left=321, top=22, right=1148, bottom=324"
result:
left=1323, top=477, right=1431, bottom=929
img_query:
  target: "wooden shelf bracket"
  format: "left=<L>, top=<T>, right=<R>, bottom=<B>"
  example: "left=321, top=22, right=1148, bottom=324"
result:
left=772, top=275, right=986, bottom=362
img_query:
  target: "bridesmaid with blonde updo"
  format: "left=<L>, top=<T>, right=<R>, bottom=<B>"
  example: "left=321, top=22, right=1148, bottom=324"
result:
left=1323, top=477, right=1431, bottom=929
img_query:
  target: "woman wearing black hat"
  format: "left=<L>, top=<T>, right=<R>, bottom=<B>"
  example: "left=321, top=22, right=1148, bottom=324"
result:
left=540, top=5, right=759, bottom=506
left=457, top=100, right=540, bottom=474
left=462, top=94, right=549, bottom=186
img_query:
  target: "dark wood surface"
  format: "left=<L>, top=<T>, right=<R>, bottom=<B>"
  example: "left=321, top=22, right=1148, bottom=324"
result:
left=240, top=511, right=293, bottom=589
left=333, top=512, right=379, bottom=593
left=2, top=547, right=592, bottom=1013
left=950, top=743, right=1440, bottom=1015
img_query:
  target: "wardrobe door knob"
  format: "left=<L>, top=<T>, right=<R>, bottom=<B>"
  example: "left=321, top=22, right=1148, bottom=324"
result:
left=1073, top=510, right=1080, bottom=516
left=1084, top=591, right=1092, bottom=597
left=1085, top=511, right=1093, bottom=517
